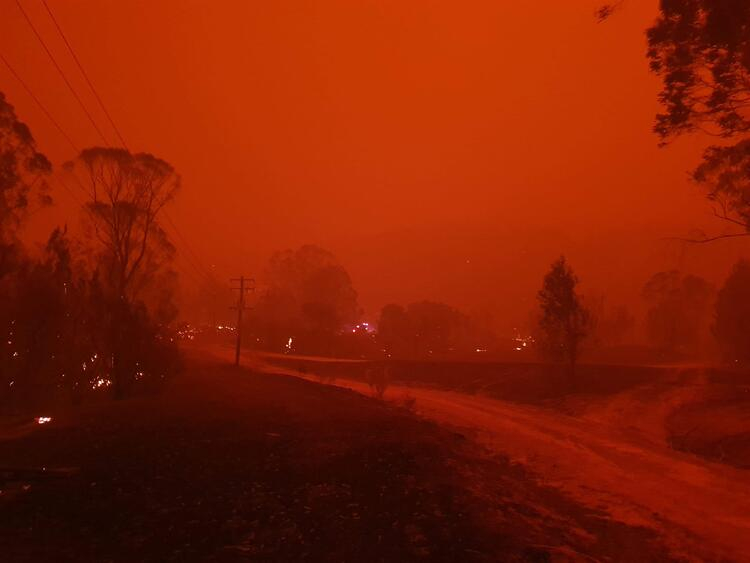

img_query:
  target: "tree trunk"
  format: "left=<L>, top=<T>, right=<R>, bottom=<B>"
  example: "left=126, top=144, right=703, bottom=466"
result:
left=110, top=298, right=128, bottom=400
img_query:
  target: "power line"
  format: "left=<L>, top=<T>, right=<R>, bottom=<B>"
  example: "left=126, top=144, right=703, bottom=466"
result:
left=0, top=51, right=79, bottom=153
left=32, top=2, right=222, bottom=288
left=164, top=220, right=222, bottom=290
left=52, top=172, right=84, bottom=206
left=40, top=0, right=128, bottom=150
left=173, top=257, right=211, bottom=291
left=0, top=50, right=98, bottom=205
left=230, top=276, right=255, bottom=366
left=162, top=211, right=221, bottom=285
left=8, top=3, right=223, bottom=296
left=15, top=0, right=110, bottom=146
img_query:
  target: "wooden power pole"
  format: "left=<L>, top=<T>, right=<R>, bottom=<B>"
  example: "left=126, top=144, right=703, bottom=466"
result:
left=230, top=276, right=254, bottom=366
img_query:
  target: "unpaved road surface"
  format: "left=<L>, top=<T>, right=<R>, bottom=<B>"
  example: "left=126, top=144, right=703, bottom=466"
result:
left=241, top=350, right=750, bottom=562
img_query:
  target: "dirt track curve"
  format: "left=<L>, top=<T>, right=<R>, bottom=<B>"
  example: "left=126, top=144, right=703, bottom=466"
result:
left=233, top=350, right=750, bottom=562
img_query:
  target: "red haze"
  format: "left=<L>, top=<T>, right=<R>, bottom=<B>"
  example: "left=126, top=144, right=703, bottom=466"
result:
left=1, top=0, right=746, bottom=330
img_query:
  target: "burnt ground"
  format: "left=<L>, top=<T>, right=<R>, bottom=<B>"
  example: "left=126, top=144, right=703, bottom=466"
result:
left=666, top=368, right=750, bottom=469
left=0, top=350, right=676, bottom=562
left=264, top=355, right=666, bottom=406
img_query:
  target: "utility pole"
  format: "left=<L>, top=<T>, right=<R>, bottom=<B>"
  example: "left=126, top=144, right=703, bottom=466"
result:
left=230, top=276, right=255, bottom=366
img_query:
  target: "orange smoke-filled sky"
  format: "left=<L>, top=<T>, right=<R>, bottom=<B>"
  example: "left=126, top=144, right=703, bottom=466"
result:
left=1, top=0, right=747, bottom=329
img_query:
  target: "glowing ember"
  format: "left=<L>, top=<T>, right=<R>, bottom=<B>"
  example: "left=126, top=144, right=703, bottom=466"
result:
left=92, top=378, right=112, bottom=390
left=36, top=416, right=52, bottom=425
left=512, top=330, right=535, bottom=352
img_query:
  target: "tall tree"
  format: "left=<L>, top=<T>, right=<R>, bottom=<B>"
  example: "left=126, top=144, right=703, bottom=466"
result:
left=0, top=92, right=51, bottom=275
left=65, top=147, right=179, bottom=300
left=537, top=256, right=590, bottom=374
left=714, top=259, right=750, bottom=364
left=587, top=294, right=636, bottom=347
left=376, top=301, right=491, bottom=358
left=251, top=245, right=360, bottom=353
left=65, top=148, right=180, bottom=397
left=642, top=270, right=715, bottom=354
left=377, top=304, right=411, bottom=357
left=406, top=301, right=470, bottom=357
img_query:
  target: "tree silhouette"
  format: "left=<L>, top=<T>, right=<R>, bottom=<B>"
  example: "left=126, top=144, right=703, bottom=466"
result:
left=0, top=95, right=179, bottom=409
left=537, top=257, right=590, bottom=375
left=376, top=301, right=484, bottom=358
left=693, top=140, right=750, bottom=235
left=406, top=301, right=469, bottom=357
left=65, top=147, right=180, bottom=397
left=645, top=2, right=750, bottom=236
left=65, top=147, right=179, bottom=300
left=0, top=92, right=51, bottom=277
left=377, top=304, right=411, bottom=357
left=714, top=259, right=750, bottom=365
left=252, top=245, right=360, bottom=354
left=642, top=270, right=714, bottom=355
left=647, top=2, right=750, bottom=143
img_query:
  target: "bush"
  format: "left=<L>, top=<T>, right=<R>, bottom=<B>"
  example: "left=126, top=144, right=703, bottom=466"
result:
left=367, top=364, right=390, bottom=399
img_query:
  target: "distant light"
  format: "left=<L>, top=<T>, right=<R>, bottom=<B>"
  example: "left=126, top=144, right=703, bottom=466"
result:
left=36, top=416, right=52, bottom=425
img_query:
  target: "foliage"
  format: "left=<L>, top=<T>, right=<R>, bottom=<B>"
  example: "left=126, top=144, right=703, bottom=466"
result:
left=645, top=1, right=750, bottom=233
left=63, top=147, right=181, bottom=398
left=377, top=304, right=412, bottom=357
left=251, top=245, right=360, bottom=354
left=595, top=1, right=625, bottom=22
left=536, top=257, right=590, bottom=372
left=376, top=300, right=489, bottom=358
left=714, top=259, right=750, bottom=364
left=586, top=295, right=636, bottom=347
left=0, top=92, right=51, bottom=277
left=693, top=139, right=750, bottom=232
left=406, top=301, right=470, bottom=356
left=642, top=270, right=715, bottom=354
left=366, top=364, right=390, bottom=399
left=0, top=93, right=181, bottom=411
left=647, top=0, right=750, bottom=142
left=65, top=147, right=179, bottom=299
left=0, top=228, right=180, bottom=412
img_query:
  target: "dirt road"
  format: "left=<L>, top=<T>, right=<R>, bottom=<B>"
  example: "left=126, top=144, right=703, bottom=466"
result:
left=243, top=350, right=750, bottom=562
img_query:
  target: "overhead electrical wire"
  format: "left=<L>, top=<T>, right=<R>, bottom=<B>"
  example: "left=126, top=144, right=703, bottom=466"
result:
left=15, top=0, right=111, bottom=146
left=0, top=51, right=79, bottom=153
left=37, top=0, right=222, bottom=290
left=40, top=0, right=128, bottom=151
left=0, top=51, right=84, bottom=207
left=10, top=0, right=224, bottom=293
left=2, top=50, right=216, bottom=292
